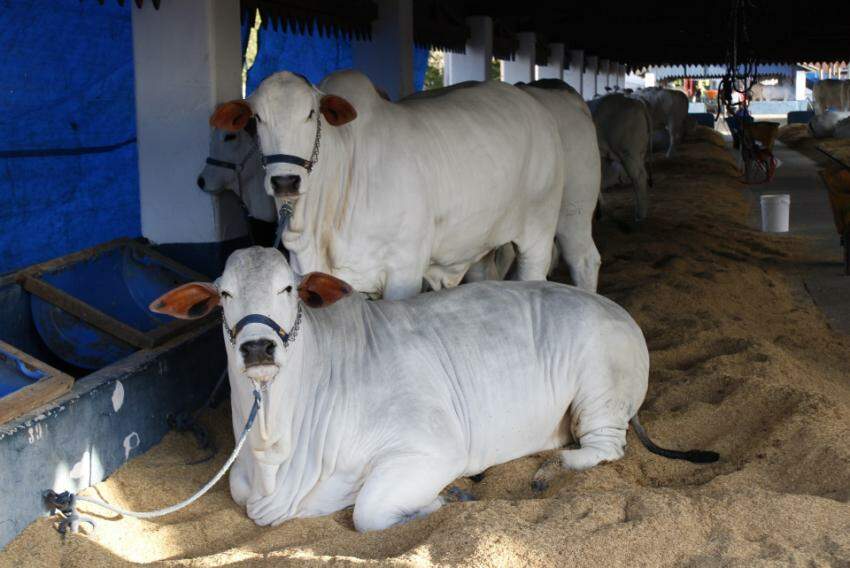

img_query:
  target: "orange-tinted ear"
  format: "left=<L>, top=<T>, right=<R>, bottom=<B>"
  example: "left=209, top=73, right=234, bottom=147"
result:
left=210, top=100, right=254, bottom=132
left=149, top=282, right=220, bottom=320
left=298, top=272, right=353, bottom=308
left=319, top=95, right=357, bottom=126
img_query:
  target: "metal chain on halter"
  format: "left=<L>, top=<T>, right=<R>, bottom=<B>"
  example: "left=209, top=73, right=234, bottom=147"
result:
left=307, top=114, right=321, bottom=173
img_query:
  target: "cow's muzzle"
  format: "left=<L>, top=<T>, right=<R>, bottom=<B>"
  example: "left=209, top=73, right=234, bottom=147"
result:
left=240, top=339, right=276, bottom=367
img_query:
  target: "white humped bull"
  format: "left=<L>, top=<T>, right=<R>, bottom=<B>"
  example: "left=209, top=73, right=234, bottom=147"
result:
left=210, top=70, right=600, bottom=298
left=151, top=247, right=718, bottom=532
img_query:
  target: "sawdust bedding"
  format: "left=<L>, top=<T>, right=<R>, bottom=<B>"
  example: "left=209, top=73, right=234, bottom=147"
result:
left=4, top=126, right=850, bottom=567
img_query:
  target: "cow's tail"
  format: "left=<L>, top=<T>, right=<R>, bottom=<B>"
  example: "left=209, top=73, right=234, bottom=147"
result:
left=630, top=415, right=719, bottom=463
left=643, top=104, right=654, bottom=187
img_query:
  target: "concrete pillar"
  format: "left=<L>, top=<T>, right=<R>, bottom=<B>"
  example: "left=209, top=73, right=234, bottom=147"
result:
left=501, top=32, right=535, bottom=85
left=582, top=55, right=598, bottom=100
left=596, top=59, right=609, bottom=95
left=795, top=69, right=807, bottom=101
left=352, top=0, right=414, bottom=100
left=645, top=72, right=657, bottom=87
left=535, top=43, right=564, bottom=80
left=132, top=0, right=245, bottom=245
left=617, top=63, right=627, bottom=89
left=444, top=16, right=493, bottom=85
left=564, top=49, right=583, bottom=93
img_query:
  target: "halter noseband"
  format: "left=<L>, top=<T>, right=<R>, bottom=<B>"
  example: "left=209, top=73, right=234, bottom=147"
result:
left=202, top=137, right=259, bottom=198
left=223, top=303, right=302, bottom=348
left=261, top=114, right=321, bottom=174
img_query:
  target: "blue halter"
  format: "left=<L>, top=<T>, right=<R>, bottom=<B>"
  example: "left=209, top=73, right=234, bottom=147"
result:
left=223, top=303, right=302, bottom=348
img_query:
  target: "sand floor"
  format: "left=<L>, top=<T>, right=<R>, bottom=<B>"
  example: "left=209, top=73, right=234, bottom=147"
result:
left=3, top=127, right=850, bottom=567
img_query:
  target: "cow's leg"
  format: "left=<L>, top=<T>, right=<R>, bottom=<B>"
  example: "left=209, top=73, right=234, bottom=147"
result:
left=560, top=426, right=627, bottom=470
left=514, top=235, right=554, bottom=281
left=532, top=425, right=628, bottom=491
left=353, top=456, right=461, bottom=532
left=383, top=266, right=425, bottom=300
left=556, top=212, right=601, bottom=292
left=621, top=153, right=650, bottom=221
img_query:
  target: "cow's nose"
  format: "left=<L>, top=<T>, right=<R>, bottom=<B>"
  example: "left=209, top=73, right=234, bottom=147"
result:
left=197, top=176, right=206, bottom=189
left=240, top=339, right=276, bottom=367
left=270, top=174, right=301, bottom=196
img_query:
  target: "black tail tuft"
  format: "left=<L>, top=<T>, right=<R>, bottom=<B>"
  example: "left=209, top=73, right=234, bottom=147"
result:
left=678, top=449, right=720, bottom=464
left=630, top=416, right=719, bottom=464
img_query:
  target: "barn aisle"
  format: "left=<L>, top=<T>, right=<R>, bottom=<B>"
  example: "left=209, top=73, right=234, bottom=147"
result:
left=3, top=128, right=850, bottom=567
left=746, top=140, right=850, bottom=335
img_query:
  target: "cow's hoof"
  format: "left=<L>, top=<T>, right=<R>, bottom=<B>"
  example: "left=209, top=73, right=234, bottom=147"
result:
left=446, top=486, right=476, bottom=502
left=532, top=456, right=562, bottom=492
left=469, top=473, right=485, bottom=483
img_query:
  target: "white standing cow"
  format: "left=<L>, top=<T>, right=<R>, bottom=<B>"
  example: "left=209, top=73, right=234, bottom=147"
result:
left=197, top=121, right=277, bottom=226
left=151, top=247, right=718, bottom=532
left=812, top=79, right=850, bottom=115
left=210, top=70, right=600, bottom=299
left=589, top=93, right=654, bottom=220
left=632, top=87, right=689, bottom=157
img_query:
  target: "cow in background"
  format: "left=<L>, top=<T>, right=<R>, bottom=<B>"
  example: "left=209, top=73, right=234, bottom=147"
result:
left=813, top=79, right=850, bottom=115
left=589, top=93, right=654, bottom=220
left=197, top=120, right=278, bottom=246
left=632, top=87, right=689, bottom=157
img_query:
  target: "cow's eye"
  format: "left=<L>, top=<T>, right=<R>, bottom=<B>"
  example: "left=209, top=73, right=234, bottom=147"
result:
left=220, top=290, right=232, bottom=299
left=278, top=285, right=292, bottom=294
left=224, top=133, right=236, bottom=142
left=308, top=109, right=315, bottom=120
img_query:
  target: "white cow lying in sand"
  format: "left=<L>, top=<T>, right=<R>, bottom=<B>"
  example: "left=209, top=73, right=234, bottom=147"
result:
left=197, top=121, right=277, bottom=226
left=632, top=87, right=688, bottom=157
left=812, top=79, right=850, bottom=115
left=151, top=247, right=718, bottom=532
left=211, top=70, right=600, bottom=298
left=809, top=111, right=850, bottom=139
left=588, top=93, right=654, bottom=220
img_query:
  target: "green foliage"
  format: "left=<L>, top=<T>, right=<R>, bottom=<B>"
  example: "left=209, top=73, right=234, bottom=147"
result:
left=490, top=58, right=501, bottom=80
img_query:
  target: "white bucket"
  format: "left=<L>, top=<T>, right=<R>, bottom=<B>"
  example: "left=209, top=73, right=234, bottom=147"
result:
left=760, top=194, right=790, bottom=233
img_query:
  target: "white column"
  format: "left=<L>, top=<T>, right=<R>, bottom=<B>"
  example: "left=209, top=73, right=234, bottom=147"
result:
left=596, top=59, right=610, bottom=94
left=444, top=16, right=493, bottom=85
left=501, top=32, right=535, bottom=85
left=132, top=0, right=245, bottom=245
left=564, top=49, right=584, bottom=93
left=582, top=55, right=598, bottom=99
left=617, top=63, right=627, bottom=89
left=352, top=0, right=414, bottom=100
left=535, top=43, right=564, bottom=80
left=795, top=69, right=807, bottom=101
left=644, top=72, right=657, bottom=87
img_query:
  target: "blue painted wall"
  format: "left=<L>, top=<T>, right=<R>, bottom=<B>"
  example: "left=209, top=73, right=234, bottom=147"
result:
left=0, top=0, right=141, bottom=276
left=247, top=22, right=430, bottom=95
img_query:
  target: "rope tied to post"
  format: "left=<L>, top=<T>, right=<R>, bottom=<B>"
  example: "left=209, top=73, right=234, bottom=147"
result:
left=44, top=386, right=263, bottom=536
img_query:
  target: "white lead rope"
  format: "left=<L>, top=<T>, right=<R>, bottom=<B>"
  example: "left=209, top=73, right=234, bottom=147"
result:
left=45, top=386, right=262, bottom=533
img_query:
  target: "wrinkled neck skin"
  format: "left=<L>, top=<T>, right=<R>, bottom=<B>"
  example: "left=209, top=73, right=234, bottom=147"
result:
left=227, top=314, right=338, bottom=525
left=282, top=118, right=354, bottom=277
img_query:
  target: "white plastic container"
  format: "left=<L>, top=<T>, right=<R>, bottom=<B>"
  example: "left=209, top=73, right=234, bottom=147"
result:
left=760, top=194, right=790, bottom=233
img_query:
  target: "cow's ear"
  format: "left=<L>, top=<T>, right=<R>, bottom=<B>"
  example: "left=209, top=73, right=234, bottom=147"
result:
left=149, top=282, right=220, bottom=320
left=298, top=272, right=353, bottom=308
left=210, top=100, right=253, bottom=132
left=319, top=95, right=357, bottom=126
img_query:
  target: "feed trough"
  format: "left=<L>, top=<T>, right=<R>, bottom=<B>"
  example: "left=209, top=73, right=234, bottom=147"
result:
left=0, top=239, right=226, bottom=549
